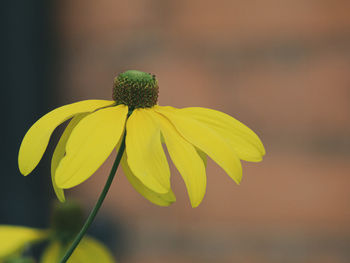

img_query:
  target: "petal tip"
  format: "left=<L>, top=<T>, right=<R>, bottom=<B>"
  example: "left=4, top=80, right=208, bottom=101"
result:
left=153, top=184, right=170, bottom=194
left=189, top=192, right=206, bottom=208
left=235, top=177, right=242, bottom=185
left=18, top=164, right=31, bottom=176
left=190, top=200, right=202, bottom=208
left=158, top=201, right=175, bottom=207
left=18, top=152, right=33, bottom=176
left=54, top=174, right=70, bottom=189
left=55, top=169, right=85, bottom=189
left=55, top=181, right=71, bottom=189
left=58, top=197, right=66, bottom=203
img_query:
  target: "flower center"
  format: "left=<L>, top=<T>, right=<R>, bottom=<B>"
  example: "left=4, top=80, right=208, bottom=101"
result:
left=113, top=70, right=159, bottom=108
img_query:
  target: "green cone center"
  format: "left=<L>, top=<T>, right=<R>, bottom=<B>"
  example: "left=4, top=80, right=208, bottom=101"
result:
left=113, top=70, right=159, bottom=108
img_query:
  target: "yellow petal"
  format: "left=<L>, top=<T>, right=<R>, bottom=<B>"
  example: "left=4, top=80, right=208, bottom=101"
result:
left=40, top=242, right=60, bottom=263
left=155, top=106, right=242, bottom=184
left=41, top=237, right=115, bottom=263
left=126, top=108, right=170, bottom=193
left=18, top=100, right=114, bottom=176
left=151, top=110, right=206, bottom=208
left=55, top=105, right=128, bottom=189
left=0, top=226, right=46, bottom=259
left=72, top=237, right=115, bottom=263
left=121, top=152, right=176, bottom=206
left=51, top=114, right=88, bottom=202
left=180, top=107, right=265, bottom=161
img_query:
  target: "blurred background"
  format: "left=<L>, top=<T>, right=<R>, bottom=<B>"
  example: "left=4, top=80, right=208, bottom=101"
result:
left=2, top=0, right=350, bottom=262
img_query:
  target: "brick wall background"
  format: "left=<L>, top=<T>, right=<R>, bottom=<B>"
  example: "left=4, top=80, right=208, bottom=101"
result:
left=54, top=1, right=350, bottom=262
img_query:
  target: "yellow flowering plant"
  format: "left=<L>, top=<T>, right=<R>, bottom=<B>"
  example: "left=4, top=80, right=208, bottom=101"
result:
left=0, top=202, right=115, bottom=263
left=18, top=70, right=265, bottom=262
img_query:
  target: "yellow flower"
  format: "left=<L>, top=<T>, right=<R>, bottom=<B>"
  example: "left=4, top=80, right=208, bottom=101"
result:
left=18, top=70, right=265, bottom=208
left=0, top=226, right=114, bottom=263
left=41, top=237, right=114, bottom=263
left=0, top=202, right=115, bottom=263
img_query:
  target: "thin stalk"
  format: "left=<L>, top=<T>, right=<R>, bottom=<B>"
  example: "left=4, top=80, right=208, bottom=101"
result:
left=59, top=131, right=127, bottom=263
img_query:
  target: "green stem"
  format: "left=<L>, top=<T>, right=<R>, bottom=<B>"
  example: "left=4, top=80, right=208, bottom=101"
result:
left=59, top=131, right=127, bottom=263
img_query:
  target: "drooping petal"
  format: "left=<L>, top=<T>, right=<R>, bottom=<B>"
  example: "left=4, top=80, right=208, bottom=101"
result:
left=51, top=114, right=88, bottom=202
left=121, top=153, right=176, bottom=206
left=41, top=237, right=114, bottom=263
left=155, top=106, right=242, bottom=184
left=18, top=100, right=114, bottom=176
left=0, top=226, right=47, bottom=259
left=55, top=105, right=128, bottom=189
left=180, top=107, right=265, bottom=161
left=151, top=110, right=206, bottom=208
left=126, top=108, right=170, bottom=193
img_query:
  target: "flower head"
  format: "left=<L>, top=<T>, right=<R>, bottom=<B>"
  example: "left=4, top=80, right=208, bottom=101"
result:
left=18, top=70, right=265, bottom=207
